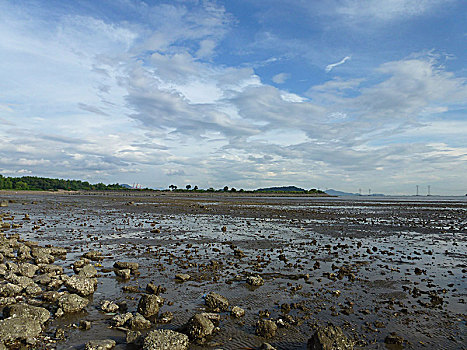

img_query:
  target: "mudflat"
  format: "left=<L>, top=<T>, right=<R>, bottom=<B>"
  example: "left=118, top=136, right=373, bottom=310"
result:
left=0, top=192, right=466, bottom=349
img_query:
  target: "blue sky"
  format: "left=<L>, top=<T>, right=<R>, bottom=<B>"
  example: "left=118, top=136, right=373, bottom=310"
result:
left=1, top=0, right=466, bottom=194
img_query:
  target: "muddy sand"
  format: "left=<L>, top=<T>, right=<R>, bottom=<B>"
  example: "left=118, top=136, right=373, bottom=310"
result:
left=0, top=192, right=466, bottom=349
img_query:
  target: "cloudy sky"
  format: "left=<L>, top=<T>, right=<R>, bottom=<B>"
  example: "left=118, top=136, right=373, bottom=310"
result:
left=1, top=0, right=466, bottom=194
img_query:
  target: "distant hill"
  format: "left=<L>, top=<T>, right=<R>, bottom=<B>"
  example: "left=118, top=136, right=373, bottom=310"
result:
left=120, top=184, right=133, bottom=189
left=325, top=189, right=385, bottom=196
left=325, top=189, right=359, bottom=196
left=256, top=186, right=306, bottom=192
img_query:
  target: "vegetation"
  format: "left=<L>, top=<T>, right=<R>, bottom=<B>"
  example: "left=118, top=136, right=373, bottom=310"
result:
left=0, top=174, right=126, bottom=191
left=255, top=186, right=325, bottom=194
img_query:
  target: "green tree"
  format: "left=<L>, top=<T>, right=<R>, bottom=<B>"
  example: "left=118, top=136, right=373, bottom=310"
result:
left=223, top=186, right=228, bottom=192
left=186, top=184, right=191, bottom=190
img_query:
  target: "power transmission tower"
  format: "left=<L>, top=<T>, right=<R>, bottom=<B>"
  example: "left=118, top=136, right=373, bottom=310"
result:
left=428, top=185, right=431, bottom=196
left=416, top=185, right=419, bottom=196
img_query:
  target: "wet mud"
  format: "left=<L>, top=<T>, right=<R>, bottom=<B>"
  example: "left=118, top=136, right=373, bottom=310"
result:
left=0, top=192, right=466, bottom=349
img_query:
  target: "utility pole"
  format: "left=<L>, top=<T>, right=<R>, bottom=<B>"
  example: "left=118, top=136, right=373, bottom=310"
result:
left=416, top=185, right=419, bottom=196
left=368, top=188, right=371, bottom=196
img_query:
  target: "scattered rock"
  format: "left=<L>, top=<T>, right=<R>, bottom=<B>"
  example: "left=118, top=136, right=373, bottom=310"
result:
left=83, top=251, right=105, bottom=261
left=85, top=339, right=116, bottom=350
left=146, top=283, right=166, bottom=295
left=256, top=319, right=277, bottom=338
left=260, top=343, right=277, bottom=350
left=3, top=304, right=50, bottom=325
left=115, top=268, right=131, bottom=280
left=137, top=294, right=164, bottom=318
left=58, top=293, right=89, bottom=313
left=246, top=275, right=264, bottom=286
left=64, top=275, right=97, bottom=296
left=0, top=316, right=42, bottom=345
left=384, top=333, right=406, bottom=346
left=114, top=261, right=139, bottom=271
left=78, top=264, right=98, bottom=278
left=186, top=313, right=215, bottom=343
left=231, top=306, right=245, bottom=318
left=111, top=312, right=133, bottom=327
left=101, top=300, right=119, bottom=313
left=205, top=292, right=229, bottom=312
left=128, top=313, right=152, bottom=330
left=80, top=320, right=92, bottom=330
left=143, top=329, right=189, bottom=350
left=175, top=273, right=191, bottom=282
left=307, top=323, right=354, bottom=350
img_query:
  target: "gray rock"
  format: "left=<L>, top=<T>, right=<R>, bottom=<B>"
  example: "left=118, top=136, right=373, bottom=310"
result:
left=175, top=273, right=191, bottom=282
left=31, top=248, right=55, bottom=264
left=114, top=261, right=139, bottom=271
left=137, top=294, right=164, bottom=318
left=111, top=312, right=133, bottom=327
left=0, top=283, right=22, bottom=297
left=143, top=329, right=189, bottom=350
left=307, top=324, right=354, bottom=350
left=256, top=319, right=278, bottom=338
left=85, top=339, right=116, bottom=350
left=231, top=306, right=245, bottom=318
left=101, top=300, right=119, bottom=313
left=83, top=251, right=105, bottom=261
left=64, top=275, right=97, bottom=296
left=186, top=313, right=215, bottom=343
left=78, top=264, right=97, bottom=278
left=246, top=275, right=264, bottom=286
left=115, top=268, right=131, bottom=279
left=205, top=292, right=229, bottom=312
left=58, top=293, right=89, bottom=313
left=3, top=303, right=50, bottom=324
left=261, top=343, right=277, bottom=350
left=0, top=316, right=42, bottom=344
left=128, top=313, right=152, bottom=330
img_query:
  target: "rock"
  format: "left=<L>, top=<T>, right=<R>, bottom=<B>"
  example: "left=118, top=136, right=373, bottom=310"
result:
left=25, top=283, right=42, bottom=296
left=0, top=283, right=23, bottom=297
left=17, top=262, right=39, bottom=278
left=55, top=328, right=66, bottom=340
left=128, top=313, right=152, bottom=330
left=384, top=333, right=405, bottom=346
left=115, top=268, right=131, bottom=280
left=101, top=300, right=119, bottom=313
left=0, top=201, right=8, bottom=207
left=49, top=246, right=67, bottom=256
left=114, top=261, right=139, bottom=271
left=78, top=264, right=97, bottom=278
left=158, top=311, right=174, bottom=324
left=146, top=283, right=166, bottom=295
left=246, top=275, right=264, bottom=286
left=80, top=320, right=92, bottom=330
left=64, top=275, right=97, bottom=296
left=260, top=343, right=278, bottom=350
left=40, top=264, right=63, bottom=275
left=31, top=248, right=54, bottom=264
left=0, top=316, right=42, bottom=345
left=85, top=339, right=116, bottom=350
left=83, top=251, right=105, bottom=261
left=205, top=292, right=229, bottom=312
left=126, top=330, right=142, bottom=345
left=186, top=313, right=215, bottom=343
left=6, top=273, right=34, bottom=288
left=137, top=294, right=164, bottom=318
left=111, top=312, right=133, bottom=327
left=42, top=291, right=60, bottom=302
left=143, top=329, right=189, bottom=350
left=256, top=319, right=277, bottom=338
left=175, top=273, right=191, bottom=282
left=307, top=324, right=354, bottom=350
left=3, top=303, right=50, bottom=324
left=231, top=306, right=245, bottom=318
left=58, top=293, right=89, bottom=313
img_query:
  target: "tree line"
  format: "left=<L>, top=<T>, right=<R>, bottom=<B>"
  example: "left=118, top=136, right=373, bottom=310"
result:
left=0, top=175, right=126, bottom=191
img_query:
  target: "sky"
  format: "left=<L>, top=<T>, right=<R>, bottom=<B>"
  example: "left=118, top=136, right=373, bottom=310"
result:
left=1, top=0, right=466, bottom=195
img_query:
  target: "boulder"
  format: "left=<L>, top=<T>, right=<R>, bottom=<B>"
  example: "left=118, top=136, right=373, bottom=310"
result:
left=143, top=329, right=189, bottom=350
left=0, top=283, right=22, bottom=297
left=114, top=261, right=139, bottom=271
left=204, top=292, right=229, bottom=312
left=85, top=339, right=116, bottom=350
left=186, top=313, right=214, bottom=343
left=246, top=275, right=265, bottom=286
left=231, top=306, right=245, bottom=318
left=114, top=268, right=131, bottom=280
left=101, top=300, right=119, bottom=313
left=137, top=294, right=164, bottom=318
left=64, top=275, right=97, bottom=296
left=3, top=303, right=50, bottom=324
left=58, top=293, right=89, bottom=313
left=128, top=313, right=151, bottom=330
left=307, top=324, right=354, bottom=350
left=256, top=319, right=277, bottom=338
left=111, top=312, right=133, bottom=327
left=78, top=264, right=97, bottom=278
left=175, top=274, right=191, bottom=282
left=0, top=317, right=42, bottom=345
left=83, top=251, right=105, bottom=261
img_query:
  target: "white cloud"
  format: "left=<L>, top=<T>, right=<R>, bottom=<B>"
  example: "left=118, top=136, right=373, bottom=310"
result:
left=272, top=73, right=290, bottom=84
left=325, top=56, right=351, bottom=72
